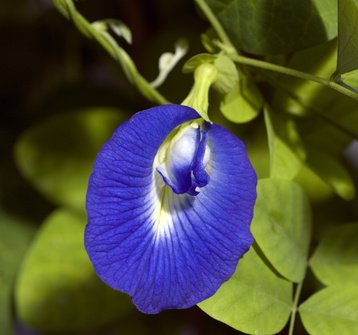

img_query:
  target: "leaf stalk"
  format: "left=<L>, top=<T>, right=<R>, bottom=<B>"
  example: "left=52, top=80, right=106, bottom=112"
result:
left=288, top=281, right=303, bottom=335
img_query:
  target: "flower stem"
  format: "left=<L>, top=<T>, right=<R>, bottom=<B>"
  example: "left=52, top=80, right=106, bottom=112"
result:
left=288, top=281, right=303, bottom=335
left=231, top=54, right=358, bottom=101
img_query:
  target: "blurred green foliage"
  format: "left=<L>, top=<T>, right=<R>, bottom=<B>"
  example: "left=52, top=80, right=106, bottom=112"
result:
left=15, top=108, right=129, bottom=210
left=15, top=209, right=133, bottom=332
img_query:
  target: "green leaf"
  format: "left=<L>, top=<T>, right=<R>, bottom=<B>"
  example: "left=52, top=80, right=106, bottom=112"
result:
left=198, top=247, right=292, bottom=335
left=15, top=108, right=128, bottom=210
left=15, top=209, right=132, bottom=333
left=245, top=120, right=270, bottom=179
left=206, top=0, right=337, bottom=55
left=212, top=54, right=239, bottom=94
left=273, top=40, right=338, bottom=117
left=301, top=103, right=358, bottom=157
left=340, top=69, right=358, bottom=90
left=272, top=40, right=358, bottom=150
left=220, top=77, right=262, bottom=123
left=264, top=107, right=304, bottom=180
left=306, top=149, right=355, bottom=200
left=0, top=212, right=35, bottom=335
left=337, top=0, right=358, bottom=75
left=294, top=163, right=335, bottom=204
left=310, top=223, right=358, bottom=286
left=251, top=178, right=311, bottom=282
left=294, top=137, right=355, bottom=202
left=299, top=286, right=358, bottom=335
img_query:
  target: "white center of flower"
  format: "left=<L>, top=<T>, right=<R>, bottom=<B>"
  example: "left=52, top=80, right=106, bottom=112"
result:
left=152, top=121, right=211, bottom=238
left=154, top=122, right=211, bottom=195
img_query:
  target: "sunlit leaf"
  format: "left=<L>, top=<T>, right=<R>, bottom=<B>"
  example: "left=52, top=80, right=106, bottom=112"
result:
left=272, top=40, right=358, bottom=153
left=273, top=40, right=337, bottom=117
left=264, top=107, right=304, bottom=180
left=198, top=247, right=292, bottom=335
left=306, top=149, right=355, bottom=200
left=15, top=209, right=132, bottom=333
left=206, top=0, right=337, bottom=54
left=340, top=70, right=358, bottom=90
left=300, top=286, right=358, bottom=335
left=294, top=163, right=334, bottom=204
left=310, top=223, right=358, bottom=286
left=212, top=54, right=238, bottom=94
left=0, top=212, right=35, bottom=335
left=251, top=178, right=311, bottom=282
left=220, top=77, right=262, bottom=123
left=15, top=108, right=128, bottom=210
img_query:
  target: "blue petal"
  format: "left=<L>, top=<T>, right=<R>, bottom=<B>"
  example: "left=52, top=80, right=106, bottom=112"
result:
left=85, top=104, right=257, bottom=314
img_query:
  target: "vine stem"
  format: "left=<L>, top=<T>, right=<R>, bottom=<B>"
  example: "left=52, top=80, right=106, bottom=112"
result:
left=52, top=0, right=169, bottom=105
left=194, top=0, right=236, bottom=51
left=288, top=281, right=303, bottom=335
left=231, top=54, right=358, bottom=101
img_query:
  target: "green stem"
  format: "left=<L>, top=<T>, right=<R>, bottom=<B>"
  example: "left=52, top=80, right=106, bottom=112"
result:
left=53, top=0, right=169, bottom=105
left=288, top=281, right=303, bottom=335
left=194, top=0, right=236, bottom=51
left=231, top=54, right=358, bottom=101
left=182, top=63, right=218, bottom=120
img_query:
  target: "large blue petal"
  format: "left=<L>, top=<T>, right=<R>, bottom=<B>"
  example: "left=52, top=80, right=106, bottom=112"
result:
left=85, top=104, right=257, bottom=314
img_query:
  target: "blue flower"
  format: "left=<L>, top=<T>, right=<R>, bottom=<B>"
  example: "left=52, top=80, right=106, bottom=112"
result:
left=85, top=104, right=257, bottom=314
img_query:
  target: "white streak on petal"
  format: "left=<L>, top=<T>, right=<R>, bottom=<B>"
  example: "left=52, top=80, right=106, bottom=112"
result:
left=150, top=172, right=173, bottom=240
left=150, top=172, right=192, bottom=241
left=203, top=143, right=211, bottom=166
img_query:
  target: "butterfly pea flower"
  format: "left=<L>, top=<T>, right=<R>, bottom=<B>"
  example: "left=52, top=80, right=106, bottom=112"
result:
left=85, top=104, right=257, bottom=314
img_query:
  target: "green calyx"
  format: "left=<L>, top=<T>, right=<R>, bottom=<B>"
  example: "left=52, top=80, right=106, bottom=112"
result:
left=182, top=63, right=218, bottom=121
